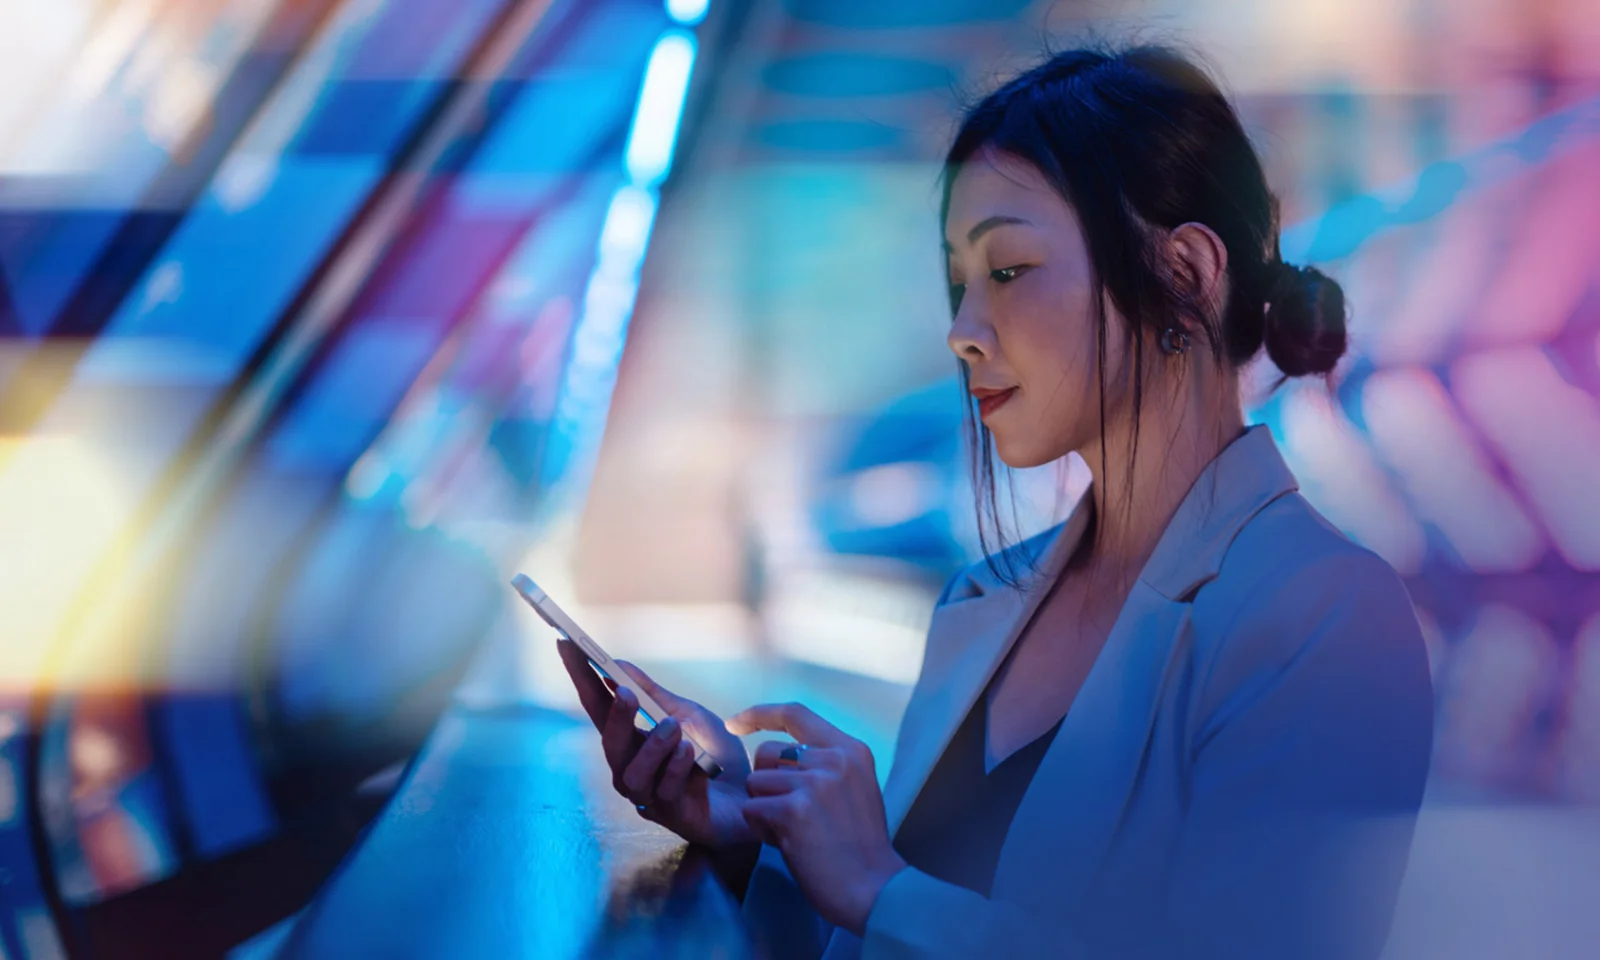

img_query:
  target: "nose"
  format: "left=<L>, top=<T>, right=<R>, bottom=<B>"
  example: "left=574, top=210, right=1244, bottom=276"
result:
left=947, top=306, right=995, bottom=362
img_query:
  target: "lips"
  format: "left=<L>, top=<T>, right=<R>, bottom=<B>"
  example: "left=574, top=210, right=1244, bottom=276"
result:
left=972, top=387, right=1017, bottom=418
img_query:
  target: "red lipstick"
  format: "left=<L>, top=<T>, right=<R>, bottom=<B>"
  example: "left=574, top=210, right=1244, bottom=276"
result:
left=972, top=387, right=1017, bottom=418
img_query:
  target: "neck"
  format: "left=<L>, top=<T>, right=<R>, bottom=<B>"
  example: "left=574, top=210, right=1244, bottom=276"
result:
left=1074, top=371, right=1246, bottom=577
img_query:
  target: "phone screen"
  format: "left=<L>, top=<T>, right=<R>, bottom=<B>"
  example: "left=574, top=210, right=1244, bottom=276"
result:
left=510, top=573, right=721, bottom=777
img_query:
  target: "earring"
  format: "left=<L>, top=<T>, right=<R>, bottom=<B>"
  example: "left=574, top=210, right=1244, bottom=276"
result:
left=1159, top=327, right=1191, bottom=356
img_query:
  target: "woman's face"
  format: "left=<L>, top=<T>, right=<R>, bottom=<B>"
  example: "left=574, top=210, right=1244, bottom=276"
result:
left=944, top=150, right=1131, bottom=469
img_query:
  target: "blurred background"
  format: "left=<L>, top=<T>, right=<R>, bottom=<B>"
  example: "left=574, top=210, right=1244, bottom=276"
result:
left=0, top=0, right=1598, bottom=957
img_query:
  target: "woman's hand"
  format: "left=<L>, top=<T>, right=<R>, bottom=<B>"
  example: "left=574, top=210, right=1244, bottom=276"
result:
left=728, top=703, right=907, bottom=936
left=558, top=640, right=755, bottom=851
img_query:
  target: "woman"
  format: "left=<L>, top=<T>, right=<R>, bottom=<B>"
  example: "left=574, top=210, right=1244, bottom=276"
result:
left=560, top=45, right=1432, bottom=959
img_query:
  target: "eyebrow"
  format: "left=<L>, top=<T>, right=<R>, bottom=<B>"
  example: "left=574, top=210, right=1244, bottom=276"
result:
left=942, top=215, right=1033, bottom=252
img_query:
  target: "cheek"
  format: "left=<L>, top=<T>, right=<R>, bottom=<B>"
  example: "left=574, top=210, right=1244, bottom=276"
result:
left=1004, top=294, right=1100, bottom=408
left=988, top=294, right=1105, bottom=466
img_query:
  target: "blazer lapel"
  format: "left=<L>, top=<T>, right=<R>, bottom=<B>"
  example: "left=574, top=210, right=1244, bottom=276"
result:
left=882, top=589, right=1023, bottom=834
left=991, top=581, right=1191, bottom=907
left=992, top=424, right=1301, bottom=905
left=882, top=498, right=1093, bottom=836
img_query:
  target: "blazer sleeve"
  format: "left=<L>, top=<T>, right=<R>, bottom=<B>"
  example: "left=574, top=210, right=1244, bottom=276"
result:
left=860, top=549, right=1434, bottom=960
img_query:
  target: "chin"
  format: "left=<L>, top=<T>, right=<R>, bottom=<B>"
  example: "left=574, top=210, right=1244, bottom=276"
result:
left=991, top=433, right=1061, bottom=471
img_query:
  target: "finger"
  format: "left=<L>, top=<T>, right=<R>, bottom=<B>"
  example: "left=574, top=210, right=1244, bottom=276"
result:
left=752, top=740, right=790, bottom=771
left=751, top=740, right=835, bottom=771
left=557, top=639, right=611, bottom=730
left=745, top=769, right=806, bottom=797
left=602, top=686, right=642, bottom=770
left=656, top=741, right=696, bottom=804
left=726, top=702, right=844, bottom=747
left=622, top=716, right=682, bottom=802
left=613, top=660, right=691, bottom=715
left=764, top=745, right=844, bottom=775
left=742, top=796, right=796, bottom=846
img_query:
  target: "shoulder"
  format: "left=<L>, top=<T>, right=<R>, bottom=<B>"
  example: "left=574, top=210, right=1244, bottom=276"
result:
left=1185, top=492, right=1432, bottom=740
left=1192, top=490, right=1413, bottom=637
left=934, top=521, right=1063, bottom=607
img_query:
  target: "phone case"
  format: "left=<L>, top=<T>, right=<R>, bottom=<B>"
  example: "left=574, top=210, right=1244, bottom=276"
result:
left=511, top=574, right=723, bottom=779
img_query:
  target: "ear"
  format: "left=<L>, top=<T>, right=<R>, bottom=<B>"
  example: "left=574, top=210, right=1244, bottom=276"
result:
left=1167, top=222, right=1228, bottom=306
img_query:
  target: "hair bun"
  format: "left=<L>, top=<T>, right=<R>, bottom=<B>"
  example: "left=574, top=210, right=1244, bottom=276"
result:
left=1263, top=262, right=1348, bottom=378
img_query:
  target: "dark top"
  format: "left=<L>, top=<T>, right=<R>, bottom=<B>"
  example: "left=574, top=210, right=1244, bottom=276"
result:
left=891, top=693, right=1064, bottom=898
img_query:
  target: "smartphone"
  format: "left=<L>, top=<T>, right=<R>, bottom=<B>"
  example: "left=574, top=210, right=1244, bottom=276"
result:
left=511, top=574, right=723, bottom=779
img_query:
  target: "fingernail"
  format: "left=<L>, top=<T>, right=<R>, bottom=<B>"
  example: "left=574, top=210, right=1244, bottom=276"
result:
left=656, top=716, right=678, bottom=737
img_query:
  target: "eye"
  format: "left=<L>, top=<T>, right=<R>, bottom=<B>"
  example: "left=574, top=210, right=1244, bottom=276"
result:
left=948, top=282, right=966, bottom=314
left=990, top=265, right=1028, bottom=284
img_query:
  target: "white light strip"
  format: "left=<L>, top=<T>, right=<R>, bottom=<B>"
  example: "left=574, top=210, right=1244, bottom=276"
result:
left=666, top=0, right=710, bottom=26
left=565, top=184, right=656, bottom=404
left=624, top=30, right=696, bottom=187
left=541, top=26, right=698, bottom=521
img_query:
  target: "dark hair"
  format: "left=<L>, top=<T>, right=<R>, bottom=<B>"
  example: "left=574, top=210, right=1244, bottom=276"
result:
left=941, top=44, right=1348, bottom=586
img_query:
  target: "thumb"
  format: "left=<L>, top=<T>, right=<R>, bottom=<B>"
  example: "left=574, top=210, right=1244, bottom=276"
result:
left=614, top=660, right=689, bottom=714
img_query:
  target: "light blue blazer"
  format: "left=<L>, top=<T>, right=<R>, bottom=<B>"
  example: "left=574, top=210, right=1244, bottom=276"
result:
left=742, top=425, right=1433, bottom=959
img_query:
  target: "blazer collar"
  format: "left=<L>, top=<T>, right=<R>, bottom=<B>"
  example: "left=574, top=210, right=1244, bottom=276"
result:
left=986, top=425, right=1298, bottom=907
left=882, top=425, right=1296, bottom=836
left=1138, top=424, right=1300, bottom=601
left=957, top=424, right=1297, bottom=603
left=881, top=500, right=1091, bottom=835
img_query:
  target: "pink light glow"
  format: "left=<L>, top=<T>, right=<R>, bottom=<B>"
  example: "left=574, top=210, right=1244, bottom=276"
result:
left=1368, top=173, right=1524, bottom=365
left=1360, top=367, right=1543, bottom=571
left=1452, top=347, right=1600, bottom=569
left=1279, top=387, right=1427, bottom=574
left=1467, top=143, right=1600, bottom=349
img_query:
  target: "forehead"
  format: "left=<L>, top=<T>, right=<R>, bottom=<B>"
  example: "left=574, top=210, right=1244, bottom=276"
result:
left=944, top=150, right=1070, bottom=240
